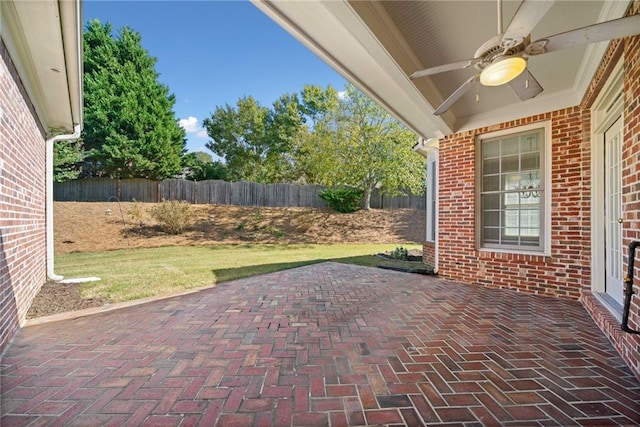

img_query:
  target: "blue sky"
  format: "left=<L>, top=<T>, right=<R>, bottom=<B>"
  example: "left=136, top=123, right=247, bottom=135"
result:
left=83, top=1, right=347, bottom=153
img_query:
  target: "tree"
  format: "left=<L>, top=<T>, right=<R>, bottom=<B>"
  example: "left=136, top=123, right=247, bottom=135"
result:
left=203, top=96, right=269, bottom=182
left=296, top=84, right=426, bottom=209
left=82, top=20, right=186, bottom=180
left=182, top=152, right=228, bottom=181
left=53, top=139, right=85, bottom=182
left=203, top=94, right=306, bottom=183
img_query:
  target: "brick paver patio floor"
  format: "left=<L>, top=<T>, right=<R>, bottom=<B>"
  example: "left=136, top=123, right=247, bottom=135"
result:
left=1, top=262, right=639, bottom=426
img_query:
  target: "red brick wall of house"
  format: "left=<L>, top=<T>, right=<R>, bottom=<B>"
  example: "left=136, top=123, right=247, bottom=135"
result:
left=429, top=2, right=640, bottom=377
left=0, top=40, right=47, bottom=354
left=422, top=241, right=435, bottom=266
left=437, top=108, right=588, bottom=300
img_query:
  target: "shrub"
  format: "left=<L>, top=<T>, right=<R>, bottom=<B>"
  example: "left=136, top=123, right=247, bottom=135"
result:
left=391, top=246, right=409, bottom=261
left=128, top=199, right=146, bottom=227
left=319, top=187, right=363, bottom=213
left=150, top=200, right=192, bottom=234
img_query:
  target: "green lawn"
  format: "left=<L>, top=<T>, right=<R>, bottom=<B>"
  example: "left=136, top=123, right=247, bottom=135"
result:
left=57, top=243, right=423, bottom=303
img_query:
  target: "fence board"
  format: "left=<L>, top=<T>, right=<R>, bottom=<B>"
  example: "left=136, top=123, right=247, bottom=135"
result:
left=119, top=179, right=157, bottom=202
left=54, top=179, right=425, bottom=210
left=53, top=178, right=118, bottom=202
left=195, top=180, right=231, bottom=204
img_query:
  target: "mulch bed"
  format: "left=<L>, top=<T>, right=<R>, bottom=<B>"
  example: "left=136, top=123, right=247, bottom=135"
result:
left=26, top=282, right=108, bottom=319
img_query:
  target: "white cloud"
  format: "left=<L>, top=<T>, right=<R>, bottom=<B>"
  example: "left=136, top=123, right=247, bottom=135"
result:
left=179, top=116, right=208, bottom=139
left=337, top=90, right=347, bottom=100
left=179, top=116, right=200, bottom=133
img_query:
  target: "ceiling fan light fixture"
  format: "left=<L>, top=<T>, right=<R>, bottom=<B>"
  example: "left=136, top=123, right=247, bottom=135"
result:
left=480, top=57, right=526, bottom=86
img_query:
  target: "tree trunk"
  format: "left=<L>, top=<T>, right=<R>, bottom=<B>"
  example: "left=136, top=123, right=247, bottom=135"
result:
left=363, top=185, right=373, bottom=210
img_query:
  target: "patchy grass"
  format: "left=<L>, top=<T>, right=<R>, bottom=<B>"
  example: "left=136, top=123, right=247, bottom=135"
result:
left=56, top=243, right=422, bottom=303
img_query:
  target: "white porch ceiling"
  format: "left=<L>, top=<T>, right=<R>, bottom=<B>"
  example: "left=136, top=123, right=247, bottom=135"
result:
left=252, top=0, right=633, bottom=139
left=0, top=0, right=83, bottom=133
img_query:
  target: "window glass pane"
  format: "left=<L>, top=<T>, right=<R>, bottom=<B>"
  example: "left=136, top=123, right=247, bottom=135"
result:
left=482, top=209, right=500, bottom=227
left=503, top=173, right=522, bottom=191
left=520, top=134, right=539, bottom=153
left=501, top=137, right=519, bottom=155
left=483, top=157, right=499, bottom=174
left=483, top=140, right=500, bottom=158
left=521, top=152, right=539, bottom=171
left=483, top=175, right=500, bottom=192
left=504, top=208, right=520, bottom=236
left=501, top=155, right=519, bottom=172
left=482, top=193, right=501, bottom=210
left=483, top=227, right=500, bottom=243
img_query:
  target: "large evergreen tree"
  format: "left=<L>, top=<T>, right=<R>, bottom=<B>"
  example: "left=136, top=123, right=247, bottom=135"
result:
left=83, top=20, right=185, bottom=180
left=53, top=139, right=84, bottom=182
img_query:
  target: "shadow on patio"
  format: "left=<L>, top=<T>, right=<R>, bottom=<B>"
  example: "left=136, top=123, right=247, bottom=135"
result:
left=1, top=262, right=639, bottom=426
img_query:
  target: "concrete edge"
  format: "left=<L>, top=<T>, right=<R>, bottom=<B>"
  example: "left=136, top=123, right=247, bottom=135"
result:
left=24, top=283, right=219, bottom=327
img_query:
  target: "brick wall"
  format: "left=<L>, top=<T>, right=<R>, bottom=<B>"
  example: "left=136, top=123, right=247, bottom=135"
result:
left=422, top=241, right=435, bottom=267
left=0, top=40, right=47, bottom=353
left=427, top=2, right=640, bottom=377
left=436, top=109, right=588, bottom=300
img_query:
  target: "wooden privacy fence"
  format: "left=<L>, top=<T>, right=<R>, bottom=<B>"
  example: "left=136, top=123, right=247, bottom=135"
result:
left=54, top=178, right=425, bottom=210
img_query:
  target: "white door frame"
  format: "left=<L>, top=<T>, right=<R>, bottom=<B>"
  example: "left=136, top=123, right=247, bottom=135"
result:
left=591, top=58, right=623, bottom=315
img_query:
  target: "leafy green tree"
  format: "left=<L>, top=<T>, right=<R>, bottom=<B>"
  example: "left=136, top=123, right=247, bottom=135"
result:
left=182, top=152, right=228, bottom=181
left=297, top=85, right=425, bottom=209
left=53, top=139, right=85, bottom=182
left=203, top=94, right=306, bottom=182
left=203, top=96, right=269, bottom=182
left=82, top=20, right=186, bottom=180
left=300, top=84, right=339, bottom=123
left=264, top=93, right=308, bottom=182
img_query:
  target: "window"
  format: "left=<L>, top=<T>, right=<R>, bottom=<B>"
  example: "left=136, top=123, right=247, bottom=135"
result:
left=478, top=126, right=546, bottom=252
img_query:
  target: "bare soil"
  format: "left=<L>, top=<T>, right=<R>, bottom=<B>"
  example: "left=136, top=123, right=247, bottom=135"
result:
left=28, top=202, right=425, bottom=319
left=54, top=202, right=425, bottom=254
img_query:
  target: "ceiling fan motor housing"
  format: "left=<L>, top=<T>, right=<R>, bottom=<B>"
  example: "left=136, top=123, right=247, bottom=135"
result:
left=474, top=34, right=528, bottom=70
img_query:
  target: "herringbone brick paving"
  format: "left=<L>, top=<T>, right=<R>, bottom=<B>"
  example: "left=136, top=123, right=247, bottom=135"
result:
left=1, top=262, right=639, bottom=426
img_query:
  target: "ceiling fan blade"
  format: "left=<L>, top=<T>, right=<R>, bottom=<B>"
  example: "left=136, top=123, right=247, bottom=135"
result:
left=528, top=14, right=640, bottom=55
left=433, top=74, right=479, bottom=116
left=508, top=69, right=543, bottom=100
left=503, top=0, right=554, bottom=40
left=410, top=58, right=480, bottom=80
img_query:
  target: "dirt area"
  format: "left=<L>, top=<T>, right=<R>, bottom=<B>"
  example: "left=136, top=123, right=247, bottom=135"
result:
left=28, top=281, right=109, bottom=319
left=54, top=202, right=425, bottom=254
left=28, top=202, right=425, bottom=318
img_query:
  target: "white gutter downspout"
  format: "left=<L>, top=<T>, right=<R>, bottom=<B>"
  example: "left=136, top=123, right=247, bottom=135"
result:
left=46, top=126, right=81, bottom=280
left=46, top=0, right=84, bottom=281
left=413, top=137, right=440, bottom=274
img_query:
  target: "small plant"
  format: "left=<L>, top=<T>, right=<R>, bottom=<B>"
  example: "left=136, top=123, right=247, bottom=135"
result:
left=128, top=199, right=146, bottom=227
left=391, top=246, right=409, bottom=261
left=319, top=187, right=363, bottom=213
left=252, top=209, right=265, bottom=222
left=236, top=222, right=245, bottom=231
left=266, top=226, right=285, bottom=238
left=150, top=200, right=192, bottom=235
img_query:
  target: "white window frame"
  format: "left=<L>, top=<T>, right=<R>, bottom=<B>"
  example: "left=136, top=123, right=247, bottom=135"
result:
left=476, top=121, right=552, bottom=255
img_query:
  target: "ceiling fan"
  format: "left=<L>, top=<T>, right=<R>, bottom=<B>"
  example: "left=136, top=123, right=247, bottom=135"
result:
left=410, top=0, right=640, bottom=116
